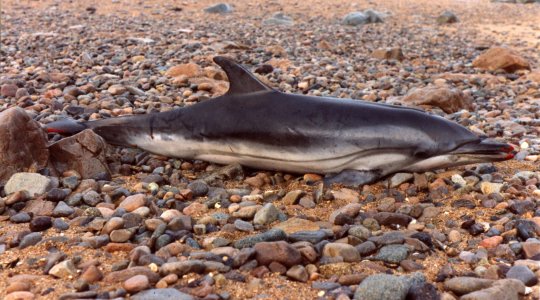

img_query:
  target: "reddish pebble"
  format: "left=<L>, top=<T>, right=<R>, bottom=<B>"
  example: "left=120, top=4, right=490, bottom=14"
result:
left=480, top=236, right=503, bottom=249
left=123, top=274, right=149, bottom=293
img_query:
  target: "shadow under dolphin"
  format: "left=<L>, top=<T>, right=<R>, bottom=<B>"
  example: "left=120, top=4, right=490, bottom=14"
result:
left=45, top=56, right=516, bottom=186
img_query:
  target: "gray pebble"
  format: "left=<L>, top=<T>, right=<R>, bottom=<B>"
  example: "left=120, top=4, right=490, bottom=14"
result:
left=19, top=232, right=43, bottom=249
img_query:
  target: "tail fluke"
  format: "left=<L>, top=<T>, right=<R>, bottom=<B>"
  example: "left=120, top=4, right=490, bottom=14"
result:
left=45, top=119, right=88, bottom=135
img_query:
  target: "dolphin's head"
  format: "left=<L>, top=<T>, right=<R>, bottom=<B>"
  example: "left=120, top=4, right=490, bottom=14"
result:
left=405, top=139, right=515, bottom=173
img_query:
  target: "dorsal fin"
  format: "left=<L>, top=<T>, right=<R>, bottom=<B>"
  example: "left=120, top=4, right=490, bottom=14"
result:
left=213, top=56, right=274, bottom=95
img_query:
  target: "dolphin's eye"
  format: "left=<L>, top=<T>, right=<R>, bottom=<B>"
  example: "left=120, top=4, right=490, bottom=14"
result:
left=415, top=150, right=430, bottom=159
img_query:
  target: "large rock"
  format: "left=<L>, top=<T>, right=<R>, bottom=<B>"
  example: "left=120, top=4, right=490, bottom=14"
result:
left=472, top=47, right=531, bottom=73
left=400, top=85, right=472, bottom=113
left=49, top=129, right=111, bottom=180
left=0, top=107, right=49, bottom=184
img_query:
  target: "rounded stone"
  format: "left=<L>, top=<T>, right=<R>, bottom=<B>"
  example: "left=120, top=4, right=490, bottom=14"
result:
left=123, top=274, right=150, bottom=293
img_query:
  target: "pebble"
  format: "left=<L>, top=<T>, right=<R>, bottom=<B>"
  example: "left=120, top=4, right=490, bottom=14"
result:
left=19, top=232, right=42, bottom=249
left=10, top=212, right=31, bottom=223
left=4, top=291, right=35, bottom=300
left=53, top=201, right=75, bottom=217
left=374, top=244, right=410, bottom=264
left=437, top=11, right=458, bottom=24
left=49, top=260, right=78, bottom=278
left=354, top=274, right=409, bottom=300
left=254, top=241, right=302, bottom=267
left=505, top=265, right=537, bottom=286
left=253, top=203, right=280, bottom=225
left=119, top=194, right=146, bottom=212
left=234, top=228, right=287, bottom=248
left=29, top=216, right=53, bottom=231
left=323, top=243, right=361, bottom=262
left=234, top=219, right=254, bottom=232
left=286, top=265, right=308, bottom=282
left=444, top=277, right=494, bottom=295
left=187, top=180, right=209, bottom=197
left=123, top=275, right=150, bottom=293
left=289, top=230, right=328, bottom=244
left=263, top=12, right=294, bottom=26
left=131, top=288, right=194, bottom=300
left=204, top=3, right=233, bottom=14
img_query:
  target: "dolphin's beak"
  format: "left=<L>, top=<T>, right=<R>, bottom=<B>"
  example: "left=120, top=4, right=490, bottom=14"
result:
left=450, top=140, right=516, bottom=161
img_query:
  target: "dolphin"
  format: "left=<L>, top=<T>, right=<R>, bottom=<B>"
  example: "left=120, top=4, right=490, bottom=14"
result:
left=45, top=56, right=515, bottom=186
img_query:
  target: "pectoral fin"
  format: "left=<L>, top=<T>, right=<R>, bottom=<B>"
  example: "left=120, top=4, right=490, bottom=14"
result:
left=324, top=169, right=381, bottom=188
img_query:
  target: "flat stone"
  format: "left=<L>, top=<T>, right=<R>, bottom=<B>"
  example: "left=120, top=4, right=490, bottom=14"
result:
left=234, top=228, right=287, bottom=248
left=289, top=230, right=328, bottom=244
left=273, top=217, right=319, bottom=234
left=159, top=260, right=206, bottom=276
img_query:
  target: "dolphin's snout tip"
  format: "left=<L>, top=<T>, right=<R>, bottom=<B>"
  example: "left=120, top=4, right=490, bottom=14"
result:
left=502, top=144, right=516, bottom=160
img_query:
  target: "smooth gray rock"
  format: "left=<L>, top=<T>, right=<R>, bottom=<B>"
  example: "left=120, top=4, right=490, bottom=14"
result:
left=19, top=232, right=43, bottom=249
left=506, top=265, right=538, bottom=286
left=354, top=274, right=410, bottom=300
left=204, top=3, right=233, bottom=14
left=132, top=288, right=194, bottom=300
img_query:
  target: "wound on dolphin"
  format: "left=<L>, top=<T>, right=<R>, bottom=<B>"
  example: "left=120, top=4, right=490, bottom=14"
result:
left=45, top=56, right=516, bottom=187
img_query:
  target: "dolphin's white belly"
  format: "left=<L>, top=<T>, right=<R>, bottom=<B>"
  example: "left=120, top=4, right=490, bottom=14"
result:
left=131, top=134, right=411, bottom=174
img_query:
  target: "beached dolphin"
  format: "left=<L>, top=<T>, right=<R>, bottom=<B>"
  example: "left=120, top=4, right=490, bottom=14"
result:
left=45, top=56, right=515, bottom=186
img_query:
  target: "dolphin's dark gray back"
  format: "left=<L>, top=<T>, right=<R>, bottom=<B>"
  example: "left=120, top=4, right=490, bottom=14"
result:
left=45, top=56, right=511, bottom=179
